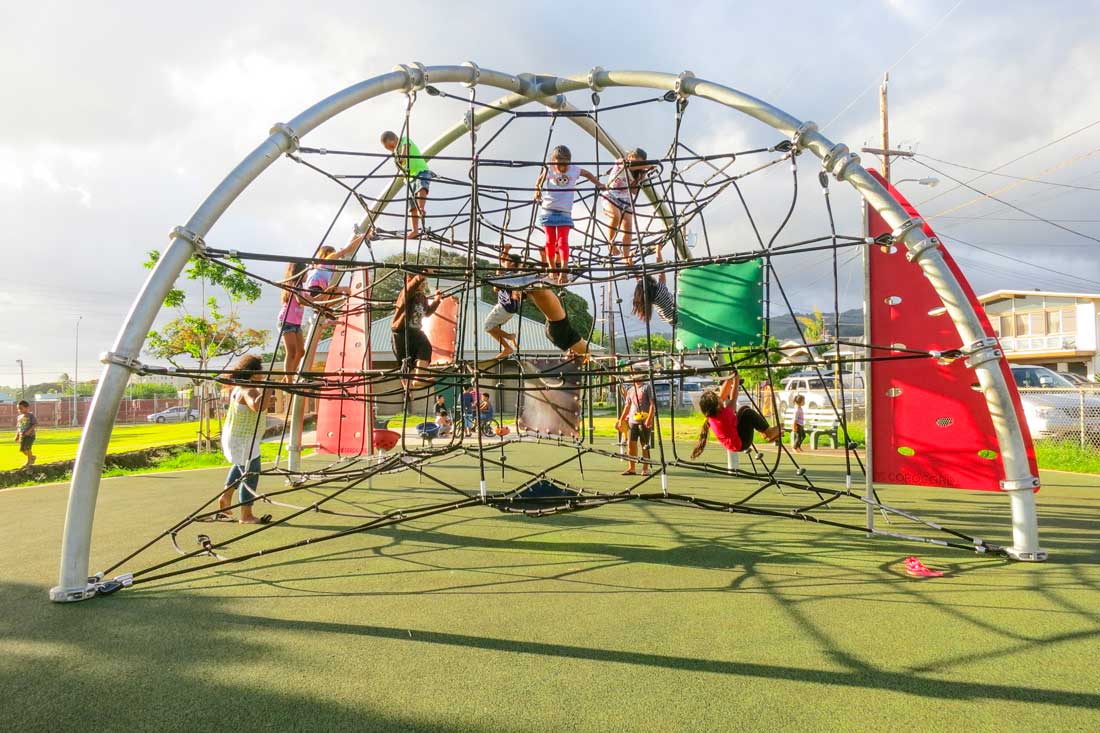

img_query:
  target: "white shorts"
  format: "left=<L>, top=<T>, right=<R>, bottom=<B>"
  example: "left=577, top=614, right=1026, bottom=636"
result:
left=484, top=304, right=515, bottom=332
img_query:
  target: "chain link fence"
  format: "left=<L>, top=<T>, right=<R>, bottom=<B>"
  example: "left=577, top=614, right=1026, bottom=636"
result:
left=1017, top=387, right=1100, bottom=452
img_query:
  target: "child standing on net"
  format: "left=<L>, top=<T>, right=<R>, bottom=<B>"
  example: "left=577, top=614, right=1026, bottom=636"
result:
left=484, top=245, right=523, bottom=358
left=792, top=394, right=806, bottom=452
left=534, top=145, right=602, bottom=284
left=691, top=375, right=781, bottom=459
left=604, top=148, right=654, bottom=265
left=218, top=354, right=274, bottom=524
left=382, top=131, right=432, bottom=238
left=14, top=400, right=37, bottom=467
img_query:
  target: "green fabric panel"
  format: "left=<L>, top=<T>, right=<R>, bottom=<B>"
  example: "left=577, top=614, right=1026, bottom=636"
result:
left=674, top=259, right=764, bottom=350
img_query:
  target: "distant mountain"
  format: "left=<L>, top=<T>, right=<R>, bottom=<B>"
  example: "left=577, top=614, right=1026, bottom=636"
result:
left=767, top=308, right=864, bottom=341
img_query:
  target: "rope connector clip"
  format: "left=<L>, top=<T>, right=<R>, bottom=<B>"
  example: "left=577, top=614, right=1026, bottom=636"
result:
left=269, top=122, right=300, bottom=153
left=169, top=226, right=206, bottom=254
left=963, top=337, right=1003, bottom=368
left=100, top=351, right=146, bottom=373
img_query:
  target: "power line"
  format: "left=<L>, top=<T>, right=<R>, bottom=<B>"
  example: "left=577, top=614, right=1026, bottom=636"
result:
left=935, top=215, right=1100, bottom=223
left=940, top=233, right=1100, bottom=288
left=912, top=158, right=1100, bottom=244
left=915, top=117, right=1100, bottom=206
left=915, top=153, right=1100, bottom=191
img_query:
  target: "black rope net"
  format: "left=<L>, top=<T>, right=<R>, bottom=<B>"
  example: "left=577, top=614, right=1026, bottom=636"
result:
left=90, top=85, right=1006, bottom=595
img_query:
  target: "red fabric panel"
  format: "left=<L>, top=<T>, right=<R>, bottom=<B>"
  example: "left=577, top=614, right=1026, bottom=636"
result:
left=422, top=295, right=458, bottom=365
left=867, top=169, right=1038, bottom=491
left=317, top=270, right=372, bottom=456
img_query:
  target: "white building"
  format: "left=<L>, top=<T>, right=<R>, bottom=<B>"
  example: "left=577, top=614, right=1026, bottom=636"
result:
left=979, top=290, right=1100, bottom=378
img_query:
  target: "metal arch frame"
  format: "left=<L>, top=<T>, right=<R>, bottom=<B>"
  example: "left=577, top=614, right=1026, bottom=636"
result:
left=51, top=64, right=1043, bottom=603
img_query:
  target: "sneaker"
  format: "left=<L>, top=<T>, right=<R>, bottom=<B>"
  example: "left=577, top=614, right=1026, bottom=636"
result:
left=904, top=556, right=945, bottom=577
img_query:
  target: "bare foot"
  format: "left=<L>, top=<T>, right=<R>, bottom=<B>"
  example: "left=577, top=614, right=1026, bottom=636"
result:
left=763, top=426, right=782, bottom=443
left=407, top=228, right=420, bottom=239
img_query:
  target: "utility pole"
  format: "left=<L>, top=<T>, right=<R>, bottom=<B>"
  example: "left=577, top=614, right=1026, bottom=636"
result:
left=73, top=316, right=82, bottom=427
left=16, top=359, right=25, bottom=402
left=879, top=72, right=890, bottom=182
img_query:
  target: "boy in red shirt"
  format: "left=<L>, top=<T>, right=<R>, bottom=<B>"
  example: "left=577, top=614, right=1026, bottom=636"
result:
left=691, top=376, right=780, bottom=459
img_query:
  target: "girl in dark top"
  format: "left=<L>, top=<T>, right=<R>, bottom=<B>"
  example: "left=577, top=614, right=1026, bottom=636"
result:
left=392, top=272, right=445, bottom=390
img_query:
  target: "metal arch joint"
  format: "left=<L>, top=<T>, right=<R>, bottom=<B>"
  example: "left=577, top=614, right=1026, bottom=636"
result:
left=461, top=60, right=481, bottom=87
left=890, top=217, right=924, bottom=241
left=587, top=66, right=605, bottom=92
left=792, top=121, right=818, bottom=150
left=905, top=235, right=941, bottom=264
left=269, top=122, right=300, bottom=153
left=963, top=337, right=1002, bottom=368
left=675, top=70, right=695, bottom=98
left=169, top=225, right=206, bottom=253
left=100, top=351, right=145, bottom=373
left=392, top=63, right=427, bottom=93
left=1001, top=476, right=1041, bottom=491
left=822, top=144, right=859, bottom=180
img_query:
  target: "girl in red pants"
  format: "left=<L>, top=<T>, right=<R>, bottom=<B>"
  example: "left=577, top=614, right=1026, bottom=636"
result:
left=533, top=145, right=602, bottom=284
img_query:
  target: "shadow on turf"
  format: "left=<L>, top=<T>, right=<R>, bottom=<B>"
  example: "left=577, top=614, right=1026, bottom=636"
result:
left=0, top=582, right=490, bottom=731
left=82, top=592, right=1100, bottom=712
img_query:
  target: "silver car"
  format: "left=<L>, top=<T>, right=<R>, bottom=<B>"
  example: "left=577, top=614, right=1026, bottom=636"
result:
left=147, top=406, right=199, bottom=423
left=1011, top=365, right=1100, bottom=439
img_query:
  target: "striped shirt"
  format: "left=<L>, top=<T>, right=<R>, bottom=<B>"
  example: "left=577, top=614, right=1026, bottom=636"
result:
left=651, top=280, right=676, bottom=325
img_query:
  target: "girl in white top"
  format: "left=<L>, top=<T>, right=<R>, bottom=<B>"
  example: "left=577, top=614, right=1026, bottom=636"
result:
left=533, top=145, right=602, bottom=284
left=603, top=148, right=654, bottom=265
left=218, top=354, right=274, bottom=524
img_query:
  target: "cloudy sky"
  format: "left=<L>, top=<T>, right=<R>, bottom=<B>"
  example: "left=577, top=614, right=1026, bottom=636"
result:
left=2, top=0, right=1099, bottom=389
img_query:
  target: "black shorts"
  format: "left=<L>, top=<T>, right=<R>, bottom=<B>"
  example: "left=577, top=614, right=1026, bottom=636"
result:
left=19, top=436, right=35, bottom=452
left=628, top=423, right=652, bottom=446
left=546, top=316, right=581, bottom=351
left=392, top=327, right=432, bottom=365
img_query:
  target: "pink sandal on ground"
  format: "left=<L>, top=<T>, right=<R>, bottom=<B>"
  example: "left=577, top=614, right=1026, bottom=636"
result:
left=904, top=556, right=945, bottom=577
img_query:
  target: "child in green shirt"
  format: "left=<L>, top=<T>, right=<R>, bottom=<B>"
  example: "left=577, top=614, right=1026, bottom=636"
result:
left=381, top=130, right=433, bottom=239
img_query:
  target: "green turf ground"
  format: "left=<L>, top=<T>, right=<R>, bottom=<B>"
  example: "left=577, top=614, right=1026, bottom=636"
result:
left=0, top=422, right=206, bottom=470
left=2, top=440, right=1098, bottom=731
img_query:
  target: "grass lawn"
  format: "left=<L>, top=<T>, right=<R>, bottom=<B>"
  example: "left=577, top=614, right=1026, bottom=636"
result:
left=2, top=439, right=1098, bottom=730
left=0, top=421, right=209, bottom=471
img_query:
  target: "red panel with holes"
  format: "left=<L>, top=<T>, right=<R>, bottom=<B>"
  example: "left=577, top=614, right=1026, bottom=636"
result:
left=317, top=270, right=373, bottom=456
left=867, top=170, right=1038, bottom=491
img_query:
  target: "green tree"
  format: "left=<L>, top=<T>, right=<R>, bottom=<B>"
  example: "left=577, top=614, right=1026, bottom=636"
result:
left=795, top=306, right=828, bottom=349
left=725, top=336, right=794, bottom=389
left=144, top=250, right=268, bottom=450
left=630, top=334, right=673, bottom=354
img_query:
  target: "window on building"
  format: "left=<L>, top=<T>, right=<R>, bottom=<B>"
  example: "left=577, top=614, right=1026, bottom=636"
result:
left=999, top=315, right=1013, bottom=337
left=1047, top=310, right=1062, bottom=334
left=1014, top=311, right=1045, bottom=336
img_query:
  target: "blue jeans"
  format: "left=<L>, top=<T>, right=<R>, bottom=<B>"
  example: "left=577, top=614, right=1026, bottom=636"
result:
left=411, top=170, right=432, bottom=194
left=225, top=456, right=262, bottom=505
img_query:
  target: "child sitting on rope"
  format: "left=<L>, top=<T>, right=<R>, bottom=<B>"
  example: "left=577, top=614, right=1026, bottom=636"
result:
left=604, top=148, right=654, bottom=265
left=382, top=131, right=432, bottom=239
left=631, top=244, right=676, bottom=328
left=691, top=375, right=781, bottom=459
left=392, top=271, right=446, bottom=391
left=303, top=234, right=364, bottom=312
left=218, top=354, right=275, bottom=524
left=534, top=145, right=603, bottom=284
left=484, top=246, right=523, bottom=359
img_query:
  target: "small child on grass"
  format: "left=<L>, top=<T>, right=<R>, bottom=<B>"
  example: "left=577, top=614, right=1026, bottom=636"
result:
left=15, top=400, right=37, bottom=467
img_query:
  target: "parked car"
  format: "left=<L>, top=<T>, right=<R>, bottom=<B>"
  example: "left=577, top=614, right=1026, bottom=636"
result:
left=777, top=370, right=864, bottom=415
left=1010, top=365, right=1100, bottom=439
left=147, top=406, right=199, bottom=423
left=650, top=378, right=710, bottom=408
left=1057, top=371, right=1100, bottom=389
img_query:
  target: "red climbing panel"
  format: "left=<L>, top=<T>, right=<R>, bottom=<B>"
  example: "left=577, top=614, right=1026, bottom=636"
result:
left=867, top=169, right=1037, bottom=491
left=422, top=295, right=458, bottom=365
left=317, top=270, right=372, bottom=456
